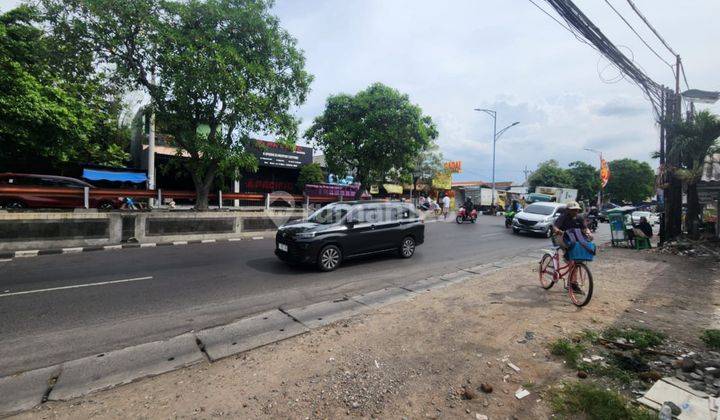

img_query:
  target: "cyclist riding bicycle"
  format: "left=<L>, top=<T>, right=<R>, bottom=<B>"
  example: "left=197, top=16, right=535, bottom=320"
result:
left=551, top=201, right=593, bottom=293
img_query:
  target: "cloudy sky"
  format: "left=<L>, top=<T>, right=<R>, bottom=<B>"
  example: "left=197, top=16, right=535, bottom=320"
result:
left=2, top=0, right=719, bottom=183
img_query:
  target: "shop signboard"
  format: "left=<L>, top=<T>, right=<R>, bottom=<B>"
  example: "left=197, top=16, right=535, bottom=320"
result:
left=249, top=140, right=313, bottom=169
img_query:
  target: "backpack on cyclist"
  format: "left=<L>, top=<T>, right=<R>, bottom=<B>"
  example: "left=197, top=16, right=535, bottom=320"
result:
left=565, top=228, right=596, bottom=261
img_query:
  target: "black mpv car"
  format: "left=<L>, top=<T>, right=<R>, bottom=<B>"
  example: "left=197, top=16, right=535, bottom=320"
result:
left=275, top=201, right=425, bottom=271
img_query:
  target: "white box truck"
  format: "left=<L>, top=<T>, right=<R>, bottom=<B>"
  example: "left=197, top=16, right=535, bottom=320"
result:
left=535, top=186, right=578, bottom=204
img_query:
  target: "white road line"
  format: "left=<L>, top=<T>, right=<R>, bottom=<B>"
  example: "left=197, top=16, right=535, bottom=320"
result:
left=140, top=243, right=157, bottom=248
left=480, top=232, right=505, bottom=238
left=228, top=238, right=243, bottom=242
left=0, top=276, right=154, bottom=298
left=173, top=241, right=188, bottom=245
left=0, top=259, right=11, bottom=263
left=104, top=245, right=122, bottom=250
left=15, top=250, right=38, bottom=258
left=201, top=239, right=216, bottom=243
left=62, top=247, right=84, bottom=254
left=252, top=236, right=264, bottom=240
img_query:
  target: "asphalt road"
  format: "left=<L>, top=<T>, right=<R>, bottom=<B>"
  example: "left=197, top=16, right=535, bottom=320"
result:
left=0, top=215, right=610, bottom=376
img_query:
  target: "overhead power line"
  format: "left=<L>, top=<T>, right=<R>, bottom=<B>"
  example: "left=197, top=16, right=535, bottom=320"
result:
left=602, top=0, right=675, bottom=72
left=538, top=0, right=664, bottom=117
left=526, top=0, right=596, bottom=50
left=624, top=0, right=678, bottom=56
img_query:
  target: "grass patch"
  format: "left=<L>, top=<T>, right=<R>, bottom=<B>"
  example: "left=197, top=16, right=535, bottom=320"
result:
left=551, top=382, right=656, bottom=420
left=701, top=329, right=720, bottom=350
left=602, top=327, right=665, bottom=349
left=577, top=361, right=634, bottom=384
left=550, top=338, right=585, bottom=368
left=580, top=329, right=600, bottom=343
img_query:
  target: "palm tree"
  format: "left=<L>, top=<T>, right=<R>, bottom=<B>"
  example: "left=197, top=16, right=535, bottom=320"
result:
left=667, top=111, right=720, bottom=237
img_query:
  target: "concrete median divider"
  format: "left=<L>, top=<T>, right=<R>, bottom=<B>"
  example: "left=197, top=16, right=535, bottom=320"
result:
left=49, top=333, right=204, bottom=401
left=350, top=287, right=415, bottom=309
left=283, top=297, right=370, bottom=329
left=195, top=309, right=309, bottom=362
left=0, top=365, right=60, bottom=415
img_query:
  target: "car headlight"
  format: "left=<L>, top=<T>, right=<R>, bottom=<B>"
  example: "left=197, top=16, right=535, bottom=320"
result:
left=296, top=231, right=316, bottom=239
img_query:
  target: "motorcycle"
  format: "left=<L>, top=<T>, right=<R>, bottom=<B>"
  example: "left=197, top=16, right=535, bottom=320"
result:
left=456, top=206, right=478, bottom=224
left=504, top=210, right=517, bottom=228
left=587, top=214, right=598, bottom=232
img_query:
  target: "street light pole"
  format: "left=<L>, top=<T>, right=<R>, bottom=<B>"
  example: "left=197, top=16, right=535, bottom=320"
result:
left=474, top=108, right=519, bottom=211
left=584, top=148, right=603, bottom=208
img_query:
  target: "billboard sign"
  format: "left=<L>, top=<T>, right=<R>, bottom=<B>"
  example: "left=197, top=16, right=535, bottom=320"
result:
left=249, top=140, right=313, bottom=169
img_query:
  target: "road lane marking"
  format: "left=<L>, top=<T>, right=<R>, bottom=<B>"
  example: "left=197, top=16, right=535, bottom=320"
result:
left=201, top=239, right=216, bottom=243
left=0, top=259, right=11, bottom=262
left=15, top=250, right=39, bottom=258
left=140, top=243, right=157, bottom=248
left=252, top=236, right=264, bottom=240
left=62, top=247, right=84, bottom=254
left=228, top=238, right=243, bottom=242
left=479, top=232, right=505, bottom=238
left=173, top=241, right=188, bottom=245
left=104, top=245, right=122, bottom=250
left=0, top=276, right=153, bottom=298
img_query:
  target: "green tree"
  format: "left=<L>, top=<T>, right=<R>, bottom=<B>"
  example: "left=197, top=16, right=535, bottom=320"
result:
left=297, top=163, right=324, bottom=190
left=43, top=0, right=313, bottom=209
left=528, top=160, right=573, bottom=191
left=604, top=158, right=655, bottom=204
left=305, top=83, right=438, bottom=199
left=0, top=6, right=128, bottom=169
left=409, top=142, right=444, bottom=197
left=567, top=161, right=601, bottom=202
left=666, top=111, right=720, bottom=235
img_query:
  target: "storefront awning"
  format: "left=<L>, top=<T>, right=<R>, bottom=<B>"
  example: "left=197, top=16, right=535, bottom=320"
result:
left=83, top=169, right=148, bottom=183
left=383, top=184, right=403, bottom=194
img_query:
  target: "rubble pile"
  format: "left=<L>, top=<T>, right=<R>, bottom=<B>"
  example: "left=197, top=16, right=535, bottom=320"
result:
left=655, top=238, right=720, bottom=259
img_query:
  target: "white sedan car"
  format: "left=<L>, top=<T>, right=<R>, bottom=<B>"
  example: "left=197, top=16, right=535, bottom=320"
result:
left=631, top=211, right=659, bottom=225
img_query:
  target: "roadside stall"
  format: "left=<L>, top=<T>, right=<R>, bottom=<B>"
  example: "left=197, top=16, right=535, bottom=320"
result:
left=607, top=206, right=637, bottom=247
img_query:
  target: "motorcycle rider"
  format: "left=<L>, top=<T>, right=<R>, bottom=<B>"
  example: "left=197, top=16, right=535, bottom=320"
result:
left=463, top=196, right=474, bottom=219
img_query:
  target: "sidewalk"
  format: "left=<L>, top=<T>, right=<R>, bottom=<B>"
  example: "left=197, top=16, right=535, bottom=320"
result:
left=14, top=247, right=719, bottom=419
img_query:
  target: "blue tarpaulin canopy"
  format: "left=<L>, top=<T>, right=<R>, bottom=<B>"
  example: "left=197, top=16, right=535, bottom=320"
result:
left=82, top=169, right=147, bottom=183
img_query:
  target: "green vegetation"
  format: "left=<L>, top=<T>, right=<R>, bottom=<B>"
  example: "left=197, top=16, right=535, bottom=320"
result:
left=0, top=5, right=129, bottom=169
left=305, top=82, right=438, bottom=199
left=603, top=327, right=665, bottom=349
left=550, top=338, right=586, bottom=368
left=551, top=382, right=656, bottom=420
left=297, top=163, right=324, bottom=190
left=604, top=159, right=656, bottom=204
left=701, top=329, right=720, bottom=350
left=528, top=160, right=574, bottom=191
left=40, top=0, right=313, bottom=209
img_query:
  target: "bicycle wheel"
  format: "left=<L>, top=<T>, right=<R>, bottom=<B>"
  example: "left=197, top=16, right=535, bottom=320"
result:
left=538, top=253, right=556, bottom=289
left=568, top=262, right=593, bottom=307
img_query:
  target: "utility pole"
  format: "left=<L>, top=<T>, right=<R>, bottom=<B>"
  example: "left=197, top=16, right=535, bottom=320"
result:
left=474, top=108, right=519, bottom=211
left=659, top=87, right=666, bottom=246
left=147, top=70, right=157, bottom=207
left=522, top=165, right=532, bottom=184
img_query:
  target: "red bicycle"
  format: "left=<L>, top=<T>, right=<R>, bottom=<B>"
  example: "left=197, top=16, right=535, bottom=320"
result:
left=538, top=243, right=594, bottom=307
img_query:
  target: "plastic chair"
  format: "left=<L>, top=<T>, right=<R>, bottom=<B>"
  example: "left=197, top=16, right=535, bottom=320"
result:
left=635, top=237, right=651, bottom=250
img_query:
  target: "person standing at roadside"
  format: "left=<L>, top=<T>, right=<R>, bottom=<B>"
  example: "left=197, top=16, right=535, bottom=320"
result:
left=442, top=194, right=451, bottom=220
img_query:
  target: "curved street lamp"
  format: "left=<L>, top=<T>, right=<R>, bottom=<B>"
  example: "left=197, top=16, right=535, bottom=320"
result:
left=474, top=108, right=520, bottom=209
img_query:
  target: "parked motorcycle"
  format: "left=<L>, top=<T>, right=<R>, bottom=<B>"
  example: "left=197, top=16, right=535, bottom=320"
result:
left=456, top=206, right=478, bottom=224
left=504, top=210, right=517, bottom=228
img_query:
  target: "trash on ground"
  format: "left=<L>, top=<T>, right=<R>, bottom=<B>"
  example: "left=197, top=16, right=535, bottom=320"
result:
left=637, top=377, right=717, bottom=420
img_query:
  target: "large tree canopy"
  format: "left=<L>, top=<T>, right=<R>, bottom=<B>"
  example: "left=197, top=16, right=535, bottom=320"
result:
left=605, top=158, right=655, bottom=204
left=0, top=6, right=128, bottom=169
left=305, top=83, right=438, bottom=198
left=528, top=160, right=574, bottom=191
left=41, top=0, right=313, bottom=209
left=567, top=161, right=601, bottom=202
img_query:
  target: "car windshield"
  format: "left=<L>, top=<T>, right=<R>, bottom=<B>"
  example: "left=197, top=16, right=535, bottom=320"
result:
left=307, top=204, right=351, bottom=225
left=523, top=204, right=556, bottom=216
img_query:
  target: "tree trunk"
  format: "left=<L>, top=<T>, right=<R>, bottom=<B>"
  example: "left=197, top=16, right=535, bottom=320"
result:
left=686, top=183, right=700, bottom=239
left=191, top=169, right=217, bottom=211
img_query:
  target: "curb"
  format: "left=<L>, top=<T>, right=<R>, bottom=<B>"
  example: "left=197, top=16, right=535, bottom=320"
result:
left=0, top=254, right=534, bottom=417
left=0, top=236, right=269, bottom=261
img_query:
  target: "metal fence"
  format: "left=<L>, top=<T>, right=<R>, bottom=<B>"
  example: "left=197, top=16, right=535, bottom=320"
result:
left=0, top=185, right=351, bottom=211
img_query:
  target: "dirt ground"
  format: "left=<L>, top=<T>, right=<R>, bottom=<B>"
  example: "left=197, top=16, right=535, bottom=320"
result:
left=15, top=246, right=720, bottom=420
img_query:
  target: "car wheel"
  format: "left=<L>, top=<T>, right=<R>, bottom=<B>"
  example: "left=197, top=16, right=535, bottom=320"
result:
left=512, top=228, right=519, bottom=234
left=399, top=236, right=416, bottom=258
left=317, top=245, right=342, bottom=272
left=97, top=201, right=115, bottom=210
left=4, top=200, right=26, bottom=209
